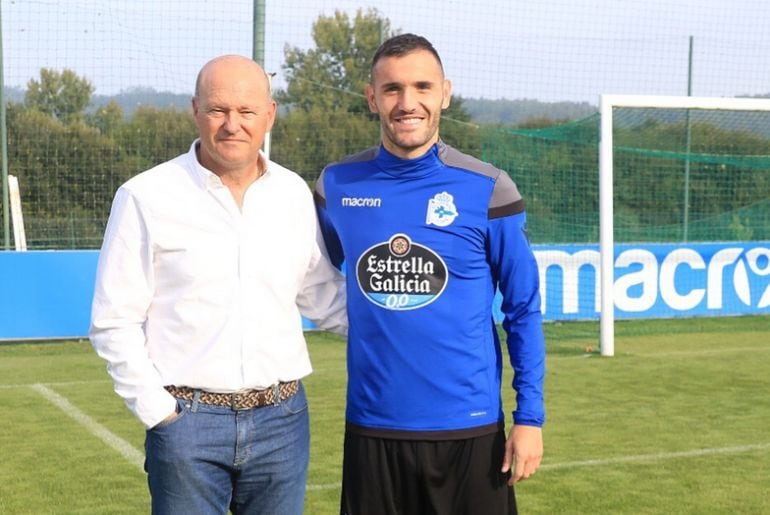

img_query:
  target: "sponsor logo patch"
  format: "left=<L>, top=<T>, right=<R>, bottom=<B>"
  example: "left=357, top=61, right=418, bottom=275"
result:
left=356, top=234, right=448, bottom=310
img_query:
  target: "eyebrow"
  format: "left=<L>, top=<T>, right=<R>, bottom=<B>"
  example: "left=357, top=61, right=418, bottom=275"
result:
left=378, top=80, right=436, bottom=90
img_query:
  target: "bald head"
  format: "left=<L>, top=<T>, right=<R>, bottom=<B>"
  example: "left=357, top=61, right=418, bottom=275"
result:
left=194, top=55, right=272, bottom=103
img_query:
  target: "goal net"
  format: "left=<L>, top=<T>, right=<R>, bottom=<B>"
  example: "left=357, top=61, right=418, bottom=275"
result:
left=599, top=94, right=770, bottom=356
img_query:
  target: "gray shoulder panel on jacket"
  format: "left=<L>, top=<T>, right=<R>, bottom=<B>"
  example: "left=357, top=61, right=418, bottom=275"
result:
left=438, top=142, right=525, bottom=219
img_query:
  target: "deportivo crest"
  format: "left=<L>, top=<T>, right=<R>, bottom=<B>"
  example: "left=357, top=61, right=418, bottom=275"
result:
left=426, top=191, right=458, bottom=227
left=355, top=234, right=448, bottom=310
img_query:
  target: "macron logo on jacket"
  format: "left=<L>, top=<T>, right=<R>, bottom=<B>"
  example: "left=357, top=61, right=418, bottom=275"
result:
left=341, top=196, right=382, bottom=207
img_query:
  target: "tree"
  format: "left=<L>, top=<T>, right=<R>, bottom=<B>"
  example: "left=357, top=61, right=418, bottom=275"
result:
left=115, top=105, right=197, bottom=167
left=271, top=9, right=389, bottom=178
left=271, top=106, right=379, bottom=182
left=25, top=68, right=94, bottom=123
left=6, top=102, right=139, bottom=247
left=439, top=94, right=481, bottom=156
left=278, top=8, right=388, bottom=114
left=88, top=101, right=124, bottom=136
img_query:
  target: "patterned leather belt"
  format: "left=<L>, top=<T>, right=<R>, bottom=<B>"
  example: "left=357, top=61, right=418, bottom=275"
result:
left=164, top=380, right=299, bottom=410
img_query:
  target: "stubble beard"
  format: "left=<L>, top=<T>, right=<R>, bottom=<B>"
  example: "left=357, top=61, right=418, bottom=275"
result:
left=381, top=115, right=440, bottom=157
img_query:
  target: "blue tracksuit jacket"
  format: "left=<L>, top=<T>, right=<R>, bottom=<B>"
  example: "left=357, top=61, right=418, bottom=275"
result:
left=315, top=141, right=545, bottom=437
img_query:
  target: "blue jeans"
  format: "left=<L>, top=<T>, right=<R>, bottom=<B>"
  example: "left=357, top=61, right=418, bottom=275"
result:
left=145, top=382, right=309, bottom=515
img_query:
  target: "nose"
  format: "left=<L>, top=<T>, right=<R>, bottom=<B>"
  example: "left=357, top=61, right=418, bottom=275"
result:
left=222, top=112, right=240, bottom=132
left=398, top=88, right=417, bottom=112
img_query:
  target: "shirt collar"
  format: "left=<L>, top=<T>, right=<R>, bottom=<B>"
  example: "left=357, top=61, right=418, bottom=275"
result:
left=375, top=140, right=444, bottom=177
left=187, top=139, right=272, bottom=190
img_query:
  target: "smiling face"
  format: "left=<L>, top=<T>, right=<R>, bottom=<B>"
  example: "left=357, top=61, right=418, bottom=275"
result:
left=192, top=55, right=276, bottom=177
left=366, top=49, right=452, bottom=159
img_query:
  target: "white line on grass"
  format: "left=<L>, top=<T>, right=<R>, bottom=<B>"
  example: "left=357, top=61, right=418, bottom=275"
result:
left=0, top=379, right=110, bottom=389
left=547, top=345, right=770, bottom=360
left=631, top=346, right=770, bottom=358
left=306, top=442, right=770, bottom=491
left=306, top=483, right=340, bottom=491
left=30, top=383, right=145, bottom=472
left=540, top=442, right=770, bottom=471
left=25, top=383, right=770, bottom=492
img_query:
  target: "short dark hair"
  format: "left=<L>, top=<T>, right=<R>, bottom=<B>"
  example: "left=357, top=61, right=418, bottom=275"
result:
left=370, top=33, right=443, bottom=78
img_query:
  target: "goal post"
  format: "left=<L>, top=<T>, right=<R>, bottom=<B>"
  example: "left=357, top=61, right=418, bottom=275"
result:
left=8, top=174, right=27, bottom=251
left=598, top=94, right=770, bottom=357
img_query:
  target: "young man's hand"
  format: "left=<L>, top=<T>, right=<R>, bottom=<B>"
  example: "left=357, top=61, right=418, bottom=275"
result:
left=501, top=425, right=543, bottom=484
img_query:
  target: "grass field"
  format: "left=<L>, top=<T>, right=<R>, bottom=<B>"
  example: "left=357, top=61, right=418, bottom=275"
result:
left=1, top=316, right=769, bottom=514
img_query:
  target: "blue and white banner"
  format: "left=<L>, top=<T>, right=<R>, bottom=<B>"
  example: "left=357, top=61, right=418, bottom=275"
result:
left=532, top=242, right=770, bottom=320
left=2, top=243, right=768, bottom=340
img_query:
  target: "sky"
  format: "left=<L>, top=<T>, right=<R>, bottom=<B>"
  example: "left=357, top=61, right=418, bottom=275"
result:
left=3, top=0, right=770, bottom=104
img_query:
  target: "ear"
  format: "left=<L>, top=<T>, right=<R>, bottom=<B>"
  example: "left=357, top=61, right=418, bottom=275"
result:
left=442, top=79, right=452, bottom=109
left=365, top=84, right=378, bottom=114
left=264, top=100, right=278, bottom=132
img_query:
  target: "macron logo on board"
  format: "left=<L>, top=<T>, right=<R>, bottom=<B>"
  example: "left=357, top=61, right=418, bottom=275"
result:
left=341, top=197, right=382, bottom=207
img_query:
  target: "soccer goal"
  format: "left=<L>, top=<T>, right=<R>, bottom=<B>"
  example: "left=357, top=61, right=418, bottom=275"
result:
left=598, top=94, right=770, bottom=356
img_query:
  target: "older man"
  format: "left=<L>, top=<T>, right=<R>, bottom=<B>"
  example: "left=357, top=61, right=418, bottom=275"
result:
left=90, top=55, right=346, bottom=515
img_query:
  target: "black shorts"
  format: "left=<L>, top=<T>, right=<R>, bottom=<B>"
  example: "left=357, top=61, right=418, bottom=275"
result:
left=340, top=429, right=517, bottom=515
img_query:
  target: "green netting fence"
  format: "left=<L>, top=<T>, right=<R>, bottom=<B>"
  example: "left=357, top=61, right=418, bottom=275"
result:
left=3, top=2, right=770, bottom=249
left=481, top=111, right=770, bottom=244
left=4, top=108, right=770, bottom=248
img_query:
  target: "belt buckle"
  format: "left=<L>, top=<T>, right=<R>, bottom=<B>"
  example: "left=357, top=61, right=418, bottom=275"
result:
left=230, top=392, right=249, bottom=411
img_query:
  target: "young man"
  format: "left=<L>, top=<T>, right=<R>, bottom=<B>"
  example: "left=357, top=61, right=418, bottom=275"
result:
left=314, top=34, right=546, bottom=515
left=90, top=55, right=346, bottom=515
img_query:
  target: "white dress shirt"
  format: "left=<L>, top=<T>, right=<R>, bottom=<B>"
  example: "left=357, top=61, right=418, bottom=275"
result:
left=90, top=140, right=347, bottom=428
